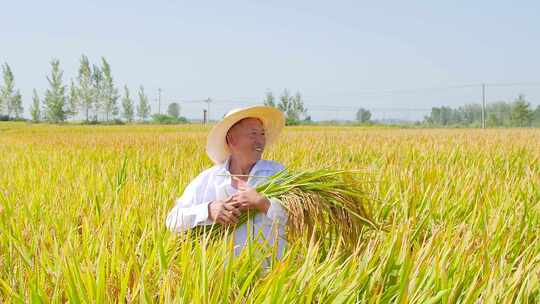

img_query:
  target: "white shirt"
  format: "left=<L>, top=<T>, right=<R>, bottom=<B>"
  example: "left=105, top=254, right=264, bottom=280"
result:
left=165, top=157, right=288, bottom=258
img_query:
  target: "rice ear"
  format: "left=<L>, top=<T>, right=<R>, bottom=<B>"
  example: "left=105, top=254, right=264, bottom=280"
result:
left=199, top=169, right=380, bottom=251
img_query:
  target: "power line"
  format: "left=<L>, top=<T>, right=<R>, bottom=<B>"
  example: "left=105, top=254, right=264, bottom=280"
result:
left=166, top=82, right=540, bottom=107
left=158, top=81, right=540, bottom=121
left=484, top=82, right=540, bottom=88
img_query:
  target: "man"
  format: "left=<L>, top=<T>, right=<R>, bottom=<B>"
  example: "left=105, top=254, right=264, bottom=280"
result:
left=165, top=105, right=288, bottom=258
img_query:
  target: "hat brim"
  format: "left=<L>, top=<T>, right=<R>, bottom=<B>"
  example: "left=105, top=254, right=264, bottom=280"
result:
left=206, top=106, right=285, bottom=164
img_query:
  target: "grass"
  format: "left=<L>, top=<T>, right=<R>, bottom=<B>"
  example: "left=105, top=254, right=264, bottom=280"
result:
left=0, top=122, right=539, bottom=303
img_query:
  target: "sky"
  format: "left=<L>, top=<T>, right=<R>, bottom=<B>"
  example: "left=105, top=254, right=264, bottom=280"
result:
left=2, top=0, right=540, bottom=121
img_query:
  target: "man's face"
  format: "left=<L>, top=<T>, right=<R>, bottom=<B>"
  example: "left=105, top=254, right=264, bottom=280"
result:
left=227, top=118, right=266, bottom=162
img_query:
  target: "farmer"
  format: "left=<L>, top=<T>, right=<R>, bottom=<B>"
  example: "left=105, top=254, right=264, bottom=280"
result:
left=165, top=105, right=288, bottom=258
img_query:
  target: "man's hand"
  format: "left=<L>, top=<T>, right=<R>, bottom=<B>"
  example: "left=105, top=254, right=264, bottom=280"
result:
left=232, top=177, right=271, bottom=214
left=208, top=196, right=241, bottom=225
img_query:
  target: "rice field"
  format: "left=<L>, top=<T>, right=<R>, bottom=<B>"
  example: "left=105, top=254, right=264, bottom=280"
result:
left=1, top=122, right=539, bottom=303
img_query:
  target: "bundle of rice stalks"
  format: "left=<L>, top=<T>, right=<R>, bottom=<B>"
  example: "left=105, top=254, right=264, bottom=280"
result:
left=193, top=169, right=380, bottom=249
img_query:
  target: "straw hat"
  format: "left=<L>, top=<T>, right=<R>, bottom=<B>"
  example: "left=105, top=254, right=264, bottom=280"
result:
left=206, top=105, right=285, bottom=164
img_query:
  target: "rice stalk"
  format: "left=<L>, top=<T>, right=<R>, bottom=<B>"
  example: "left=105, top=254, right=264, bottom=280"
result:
left=194, top=169, right=380, bottom=249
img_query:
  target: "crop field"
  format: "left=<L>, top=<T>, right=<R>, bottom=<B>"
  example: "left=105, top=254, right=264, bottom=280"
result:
left=1, top=122, right=539, bottom=303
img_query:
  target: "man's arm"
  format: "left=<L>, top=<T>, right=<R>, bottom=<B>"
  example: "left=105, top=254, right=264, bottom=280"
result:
left=265, top=197, right=287, bottom=225
left=165, top=173, right=213, bottom=232
left=166, top=172, right=242, bottom=232
left=265, top=163, right=288, bottom=224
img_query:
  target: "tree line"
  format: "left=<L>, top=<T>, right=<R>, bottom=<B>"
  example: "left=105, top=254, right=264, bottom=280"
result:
left=424, top=94, right=540, bottom=127
left=4, top=58, right=539, bottom=127
left=0, top=56, right=186, bottom=124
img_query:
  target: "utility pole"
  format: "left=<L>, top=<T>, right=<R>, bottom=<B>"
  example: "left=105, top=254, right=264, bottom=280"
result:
left=204, top=98, right=212, bottom=122
left=158, top=88, right=162, bottom=114
left=482, top=83, right=486, bottom=129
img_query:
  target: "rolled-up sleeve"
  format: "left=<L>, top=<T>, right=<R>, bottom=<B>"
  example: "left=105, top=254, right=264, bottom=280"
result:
left=262, top=163, right=288, bottom=226
left=166, top=173, right=214, bottom=232
left=265, top=197, right=288, bottom=226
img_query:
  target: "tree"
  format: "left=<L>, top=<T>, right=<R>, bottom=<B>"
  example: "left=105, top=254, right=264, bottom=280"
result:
left=43, top=59, right=67, bottom=123
left=290, top=91, right=307, bottom=120
left=533, top=105, right=540, bottom=127
left=439, top=106, right=452, bottom=125
left=137, top=86, right=150, bottom=121
left=511, top=94, right=533, bottom=127
left=1, top=63, right=16, bottom=118
left=424, top=101, right=517, bottom=127
left=423, top=100, right=526, bottom=127
left=277, top=89, right=290, bottom=114
left=66, top=79, right=79, bottom=120
left=151, top=113, right=188, bottom=124
left=167, top=102, right=181, bottom=118
left=428, top=107, right=441, bottom=125
left=263, top=90, right=275, bottom=107
left=100, top=57, right=119, bottom=121
left=91, top=64, right=103, bottom=121
left=486, top=112, right=501, bottom=127
left=277, top=89, right=307, bottom=122
left=12, top=90, right=23, bottom=119
left=30, top=89, right=41, bottom=122
left=460, top=103, right=483, bottom=125
left=486, top=101, right=512, bottom=127
left=428, top=106, right=458, bottom=126
left=121, top=85, right=134, bottom=122
left=356, top=108, right=372, bottom=123
left=450, top=107, right=464, bottom=125
left=77, top=55, right=93, bottom=122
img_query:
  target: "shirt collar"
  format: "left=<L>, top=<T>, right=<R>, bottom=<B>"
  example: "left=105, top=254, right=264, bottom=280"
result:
left=221, top=155, right=263, bottom=176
